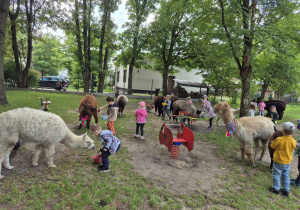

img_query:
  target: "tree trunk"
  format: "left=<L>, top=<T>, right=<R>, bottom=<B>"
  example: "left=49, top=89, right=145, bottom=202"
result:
left=162, top=64, right=169, bottom=96
left=260, top=82, right=268, bottom=99
left=128, top=57, right=135, bottom=95
left=9, top=0, right=21, bottom=82
left=97, top=0, right=109, bottom=93
left=0, top=0, right=10, bottom=105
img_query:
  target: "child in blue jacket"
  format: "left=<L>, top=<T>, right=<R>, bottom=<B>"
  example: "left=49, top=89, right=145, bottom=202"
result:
left=91, top=124, right=120, bottom=172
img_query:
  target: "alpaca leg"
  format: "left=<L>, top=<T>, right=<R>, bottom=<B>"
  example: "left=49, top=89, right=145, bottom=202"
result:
left=258, top=143, right=267, bottom=161
left=87, top=119, right=91, bottom=129
left=254, top=139, right=260, bottom=160
left=32, top=144, right=43, bottom=166
left=3, top=152, right=14, bottom=169
left=45, top=145, right=56, bottom=168
left=93, top=112, right=98, bottom=124
left=245, top=148, right=255, bottom=168
left=240, top=147, right=245, bottom=160
left=0, top=156, right=4, bottom=179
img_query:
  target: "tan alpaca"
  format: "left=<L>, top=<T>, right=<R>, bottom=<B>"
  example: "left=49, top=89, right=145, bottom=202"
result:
left=214, top=102, right=275, bottom=167
left=216, top=108, right=240, bottom=126
left=0, top=108, right=95, bottom=179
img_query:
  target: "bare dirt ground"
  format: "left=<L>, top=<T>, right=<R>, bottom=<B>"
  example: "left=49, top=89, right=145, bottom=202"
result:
left=3, top=105, right=299, bottom=200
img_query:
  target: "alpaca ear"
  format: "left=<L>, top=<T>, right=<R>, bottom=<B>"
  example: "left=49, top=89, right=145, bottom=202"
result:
left=83, top=133, right=87, bottom=140
left=81, top=104, right=86, bottom=108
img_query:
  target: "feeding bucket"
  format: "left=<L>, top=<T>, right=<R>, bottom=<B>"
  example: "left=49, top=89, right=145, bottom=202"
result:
left=92, top=154, right=102, bottom=164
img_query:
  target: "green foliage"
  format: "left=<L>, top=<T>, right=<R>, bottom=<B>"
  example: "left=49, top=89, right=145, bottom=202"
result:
left=32, top=34, right=63, bottom=76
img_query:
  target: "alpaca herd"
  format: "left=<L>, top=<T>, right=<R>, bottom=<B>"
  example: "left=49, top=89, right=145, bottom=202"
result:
left=0, top=90, right=287, bottom=179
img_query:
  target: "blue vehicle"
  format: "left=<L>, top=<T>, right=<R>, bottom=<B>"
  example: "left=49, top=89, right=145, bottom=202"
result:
left=38, top=76, right=68, bottom=89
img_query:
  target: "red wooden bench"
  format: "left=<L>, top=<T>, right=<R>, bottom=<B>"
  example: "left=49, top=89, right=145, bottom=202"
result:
left=159, top=122, right=194, bottom=159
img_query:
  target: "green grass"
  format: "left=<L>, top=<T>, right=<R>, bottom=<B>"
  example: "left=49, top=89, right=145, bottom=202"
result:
left=0, top=90, right=300, bottom=209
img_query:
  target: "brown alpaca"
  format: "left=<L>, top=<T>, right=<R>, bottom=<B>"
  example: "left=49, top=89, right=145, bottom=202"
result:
left=78, top=95, right=98, bottom=129
left=268, top=130, right=284, bottom=169
left=170, top=95, right=179, bottom=113
left=116, top=95, right=128, bottom=116
left=154, top=96, right=166, bottom=116
left=115, top=86, right=120, bottom=100
left=214, top=102, right=275, bottom=167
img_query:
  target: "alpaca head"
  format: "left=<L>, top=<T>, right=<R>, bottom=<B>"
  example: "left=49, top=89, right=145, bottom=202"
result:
left=214, top=102, right=231, bottom=116
left=82, top=133, right=95, bottom=149
left=81, top=103, right=96, bottom=117
left=193, top=110, right=202, bottom=118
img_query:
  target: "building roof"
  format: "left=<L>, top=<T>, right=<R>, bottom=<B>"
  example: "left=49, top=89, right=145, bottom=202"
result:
left=173, top=79, right=208, bottom=88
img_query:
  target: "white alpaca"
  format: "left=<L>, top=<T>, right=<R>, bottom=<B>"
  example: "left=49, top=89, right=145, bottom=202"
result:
left=214, top=102, right=275, bottom=167
left=0, top=108, right=95, bottom=179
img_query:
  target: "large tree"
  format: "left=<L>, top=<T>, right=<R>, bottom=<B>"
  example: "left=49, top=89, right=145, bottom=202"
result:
left=147, top=0, right=197, bottom=95
left=97, top=0, right=119, bottom=93
left=117, top=0, right=158, bottom=95
left=0, top=0, right=10, bottom=105
left=217, top=0, right=298, bottom=116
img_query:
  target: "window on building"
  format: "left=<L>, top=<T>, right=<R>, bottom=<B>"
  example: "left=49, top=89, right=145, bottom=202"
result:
left=117, top=71, right=120, bottom=82
left=123, top=70, right=127, bottom=83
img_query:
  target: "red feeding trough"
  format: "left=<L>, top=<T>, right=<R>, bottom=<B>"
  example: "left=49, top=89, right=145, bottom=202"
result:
left=93, top=154, right=102, bottom=164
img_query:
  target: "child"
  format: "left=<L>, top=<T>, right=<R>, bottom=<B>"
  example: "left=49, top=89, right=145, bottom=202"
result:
left=269, top=122, right=296, bottom=196
left=290, top=121, right=300, bottom=187
left=266, top=105, right=279, bottom=125
left=258, top=99, right=266, bottom=116
left=187, top=97, right=193, bottom=104
left=205, top=101, right=216, bottom=129
left=133, top=101, right=148, bottom=140
left=98, top=96, right=118, bottom=135
left=201, top=95, right=208, bottom=113
left=248, top=104, right=255, bottom=117
left=162, top=95, right=171, bottom=120
left=91, top=124, right=121, bottom=172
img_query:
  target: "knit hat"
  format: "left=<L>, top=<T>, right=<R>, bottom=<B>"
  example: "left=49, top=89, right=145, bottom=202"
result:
left=271, top=105, right=276, bottom=108
left=203, top=95, right=207, bottom=98
left=139, top=101, right=145, bottom=107
left=282, top=122, right=295, bottom=131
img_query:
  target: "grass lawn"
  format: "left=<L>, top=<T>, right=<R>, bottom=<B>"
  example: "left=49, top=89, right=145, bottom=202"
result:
left=0, top=90, right=300, bottom=209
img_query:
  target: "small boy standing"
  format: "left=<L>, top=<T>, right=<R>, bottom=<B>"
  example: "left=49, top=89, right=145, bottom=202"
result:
left=98, top=96, right=118, bottom=135
left=291, top=121, right=300, bottom=187
left=91, top=124, right=120, bottom=172
left=162, top=95, right=172, bottom=120
left=269, top=122, right=296, bottom=196
left=266, top=105, right=279, bottom=125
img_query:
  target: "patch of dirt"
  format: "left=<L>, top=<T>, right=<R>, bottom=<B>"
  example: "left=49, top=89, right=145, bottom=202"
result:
left=121, top=103, right=299, bottom=196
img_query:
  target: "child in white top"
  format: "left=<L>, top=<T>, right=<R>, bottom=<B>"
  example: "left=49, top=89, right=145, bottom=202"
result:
left=249, top=104, right=255, bottom=117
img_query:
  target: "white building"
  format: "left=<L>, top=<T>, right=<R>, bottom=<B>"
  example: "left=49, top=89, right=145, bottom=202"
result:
left=114, top=61, right=205, bottom=94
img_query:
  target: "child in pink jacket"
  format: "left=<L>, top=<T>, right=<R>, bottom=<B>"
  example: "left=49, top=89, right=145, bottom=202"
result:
left=134, top=101, right=148, bottom=140
left=258, top=99, right=266, bottom=116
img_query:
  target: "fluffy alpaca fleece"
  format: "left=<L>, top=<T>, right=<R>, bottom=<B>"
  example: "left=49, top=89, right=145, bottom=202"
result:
left=0, top=108, right=95, bottom=179
left=116, top=95, right=128, bottom=116
left=216, top=108, right=240, bottom=126
left=214, top=102, right=275, bottom=167
left=268, top=130, right=284, bottom=169
left=172, top=100, right=201, bottom=125
left=78, top=95, right=98, bottom=129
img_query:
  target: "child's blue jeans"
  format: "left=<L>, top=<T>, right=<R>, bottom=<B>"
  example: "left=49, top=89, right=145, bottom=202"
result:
left=272, top=161, right=290, bottom=192
left=101, top=144, right=120, bottom=169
